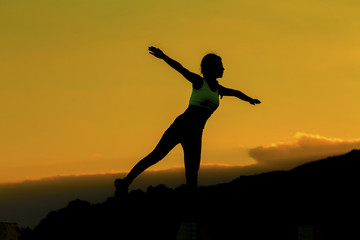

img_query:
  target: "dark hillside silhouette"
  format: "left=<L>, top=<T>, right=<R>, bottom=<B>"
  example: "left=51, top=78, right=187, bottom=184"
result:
left=19, top=150, right=360, bottom=240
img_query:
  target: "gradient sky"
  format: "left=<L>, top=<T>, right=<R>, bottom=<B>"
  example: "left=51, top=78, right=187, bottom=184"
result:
left=1, top=0, right=360, bottom=183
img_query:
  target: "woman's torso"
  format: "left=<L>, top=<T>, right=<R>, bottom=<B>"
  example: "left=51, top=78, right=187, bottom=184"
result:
left=174, top=79, right=220, bottom=131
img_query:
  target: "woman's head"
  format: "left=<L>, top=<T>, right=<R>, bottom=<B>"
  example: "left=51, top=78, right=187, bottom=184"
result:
left=201, top=53, right=224, bottom=79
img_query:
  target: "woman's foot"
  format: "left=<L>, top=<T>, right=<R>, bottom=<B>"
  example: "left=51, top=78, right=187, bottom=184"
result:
left=114, top=178, right=129, bottom=198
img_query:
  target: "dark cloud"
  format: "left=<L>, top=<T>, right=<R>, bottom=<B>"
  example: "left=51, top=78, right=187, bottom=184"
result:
left=249, top=132, right=360, bottom=170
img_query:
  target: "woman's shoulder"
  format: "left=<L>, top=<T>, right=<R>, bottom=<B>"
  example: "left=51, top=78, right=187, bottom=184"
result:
left=192, top=77, right=204, bottom=90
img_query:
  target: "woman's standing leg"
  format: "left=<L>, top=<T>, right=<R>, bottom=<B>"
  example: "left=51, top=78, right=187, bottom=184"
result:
left=181, top=131, right=203, bottom=190
left=180, top=131, right=203, bottom=222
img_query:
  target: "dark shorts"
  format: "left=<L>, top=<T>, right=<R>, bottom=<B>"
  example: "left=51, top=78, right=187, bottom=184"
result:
left=150, top=105, right=213, bottom=165
left=165, top=105, right=212, bottom=142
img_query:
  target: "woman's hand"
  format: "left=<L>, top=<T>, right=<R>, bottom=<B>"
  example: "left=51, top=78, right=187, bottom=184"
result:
left=149, top=46, right=166, bottom=59
left=249, top=98, right=261, bottom=105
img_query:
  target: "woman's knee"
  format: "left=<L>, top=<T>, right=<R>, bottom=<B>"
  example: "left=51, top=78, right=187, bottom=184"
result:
left=185, top=167, right=199, bottom=179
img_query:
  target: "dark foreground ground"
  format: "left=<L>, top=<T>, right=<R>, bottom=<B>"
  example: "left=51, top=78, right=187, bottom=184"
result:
left=18, top=150, right=360, bottom=240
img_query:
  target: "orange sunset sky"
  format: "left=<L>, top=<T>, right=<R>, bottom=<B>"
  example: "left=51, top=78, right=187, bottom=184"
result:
left=1, top=0, right=360, bottom=183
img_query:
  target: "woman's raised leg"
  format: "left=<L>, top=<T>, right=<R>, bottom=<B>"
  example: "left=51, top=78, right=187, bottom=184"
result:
left=115, top=126, right=180, bottom=196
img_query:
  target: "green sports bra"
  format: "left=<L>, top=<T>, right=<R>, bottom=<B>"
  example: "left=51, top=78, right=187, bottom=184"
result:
left=189, top=79, right=220, bottom=112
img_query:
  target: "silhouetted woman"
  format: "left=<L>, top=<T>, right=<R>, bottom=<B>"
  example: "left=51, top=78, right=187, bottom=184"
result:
left=114, top=46, right=261, bottom=197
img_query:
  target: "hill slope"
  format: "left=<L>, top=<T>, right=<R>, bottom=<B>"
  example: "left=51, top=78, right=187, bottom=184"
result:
left=19, top=150, right=360, bottom=240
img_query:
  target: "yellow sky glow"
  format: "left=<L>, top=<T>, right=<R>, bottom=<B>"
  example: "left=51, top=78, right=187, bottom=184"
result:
left=1, top=0, right=360, bottom=183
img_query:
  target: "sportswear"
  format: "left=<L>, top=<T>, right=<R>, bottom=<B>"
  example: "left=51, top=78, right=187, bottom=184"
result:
left=189, top=79, right=220, bottom=112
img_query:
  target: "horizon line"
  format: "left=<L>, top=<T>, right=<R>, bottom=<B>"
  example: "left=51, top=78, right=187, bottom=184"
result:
left=0, top=163, right=251, bottom=186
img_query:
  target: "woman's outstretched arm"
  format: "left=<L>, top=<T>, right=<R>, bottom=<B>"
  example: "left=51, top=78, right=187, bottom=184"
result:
left=218, top=85, right=261, bottom=105
left=149, top=46, right=202, bottom=87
